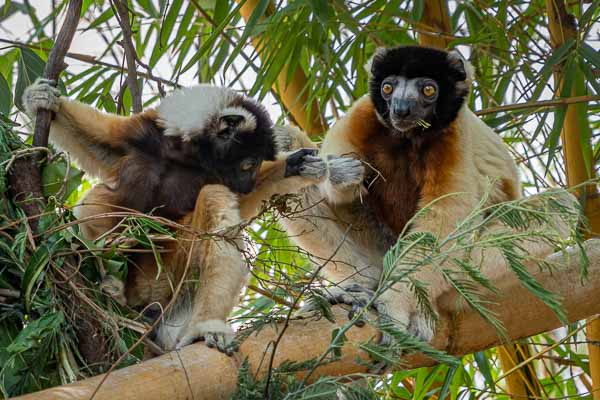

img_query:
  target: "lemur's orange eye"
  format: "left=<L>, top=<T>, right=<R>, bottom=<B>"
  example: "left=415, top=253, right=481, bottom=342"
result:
left=422, top=85, right=436, bottom=97
left=382, top=83, right=393, bottom=95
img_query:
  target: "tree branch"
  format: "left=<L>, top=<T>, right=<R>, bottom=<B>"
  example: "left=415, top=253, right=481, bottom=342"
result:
left=7, top=0, right=83, bottom=230
left=111, top=0, right=143, bottom=113
left=13, top=239, right=600, bottom=400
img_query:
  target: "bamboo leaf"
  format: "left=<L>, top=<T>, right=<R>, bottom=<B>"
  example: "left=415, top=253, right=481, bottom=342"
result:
left=0, top=72, right=11, bottom=114
left=22, top=244, right=50, bottom=312
left=14, top=47, right=45, bottom=111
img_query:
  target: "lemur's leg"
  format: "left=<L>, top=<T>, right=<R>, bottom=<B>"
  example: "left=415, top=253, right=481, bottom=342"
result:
left=154, top=185, right=246, bottom=354
left=74, top=184, right=124, bottom=240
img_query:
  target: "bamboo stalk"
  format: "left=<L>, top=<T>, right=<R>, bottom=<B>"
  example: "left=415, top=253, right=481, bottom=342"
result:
left=236, top=0, right=327, bottom=136
left=418, top=0, right=452, bottom=49
left=13, top=240, right=600, bottom=400
left=545, top=2, right=600, bottom=398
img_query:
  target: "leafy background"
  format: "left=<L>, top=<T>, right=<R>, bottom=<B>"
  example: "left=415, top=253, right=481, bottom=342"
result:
left=0, top=0, right=599, bottom=398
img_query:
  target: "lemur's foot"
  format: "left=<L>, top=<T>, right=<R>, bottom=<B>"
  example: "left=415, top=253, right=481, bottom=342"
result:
left=273, top=125, right=310, bottom=153
left=373, top=301, right=436, bottom=346
left=299, top=283, right=375, bottom=327
left=176, top=319, right=237, bottom=356
left=99, top=275, right=127, bottom=306
left=23, top=78, right=61, bottom=116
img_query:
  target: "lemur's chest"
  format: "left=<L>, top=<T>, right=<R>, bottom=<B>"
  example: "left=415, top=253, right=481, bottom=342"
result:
left=363, top=141, right=424, bottom=235
left=361, top=133, right=456, bottom=236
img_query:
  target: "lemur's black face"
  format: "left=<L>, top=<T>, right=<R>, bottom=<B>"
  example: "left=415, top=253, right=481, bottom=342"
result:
left=157, top=87, right=277, bottom=195
left=369, top=46, right=470, bottom=137
left=379, top=76, right=439, bottom=132
left=193, top=96, right=276, bottom=194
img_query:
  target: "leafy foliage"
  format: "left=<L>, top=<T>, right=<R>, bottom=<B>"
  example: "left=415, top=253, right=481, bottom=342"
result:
left=0, top=0, right=598, bottom=398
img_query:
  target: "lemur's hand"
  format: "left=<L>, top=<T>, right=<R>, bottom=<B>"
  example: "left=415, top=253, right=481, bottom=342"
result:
left=23, top=78, right=61, bottom=116
left=325, top=155, right=364, bottom=188
left=284, top=148, right=320, bottom=177
left=300, top=155, right=364, bottom=187
left=285, top=148, right=365, bottom=186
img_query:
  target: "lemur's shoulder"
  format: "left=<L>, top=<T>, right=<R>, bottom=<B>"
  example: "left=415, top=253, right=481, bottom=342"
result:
left=322, top=95, right=386, bottom=156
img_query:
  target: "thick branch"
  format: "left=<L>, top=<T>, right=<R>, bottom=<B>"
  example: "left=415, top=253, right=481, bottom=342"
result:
left=14, top=240, right=600, bottom=400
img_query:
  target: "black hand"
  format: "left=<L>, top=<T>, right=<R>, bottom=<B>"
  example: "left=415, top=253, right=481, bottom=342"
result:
left=284, top=148, right=318, bottom=177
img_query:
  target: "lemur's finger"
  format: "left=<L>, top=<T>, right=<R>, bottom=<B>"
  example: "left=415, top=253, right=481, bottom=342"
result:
left=35, top=78, right=57, bottom=86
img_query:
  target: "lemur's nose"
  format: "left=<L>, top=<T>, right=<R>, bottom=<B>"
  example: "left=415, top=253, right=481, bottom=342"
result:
left=391, top=99, right=415, bottom=118
left=221, top=115, right=245, bottom=127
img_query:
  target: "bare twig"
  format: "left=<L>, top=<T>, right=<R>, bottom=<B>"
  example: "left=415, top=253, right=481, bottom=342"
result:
left=111, top=0, right=143, bottom=113
left=476, top=95, right=600, bottom=116
left=0, top=38, right=179, bottom=88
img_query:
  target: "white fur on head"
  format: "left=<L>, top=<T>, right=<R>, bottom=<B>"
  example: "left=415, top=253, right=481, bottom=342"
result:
left=219, top=106, right=257, bottom=132
left=157, top=85, right=255, bottom=140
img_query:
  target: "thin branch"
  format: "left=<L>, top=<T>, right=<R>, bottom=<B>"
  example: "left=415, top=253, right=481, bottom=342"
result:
left=111, top=0, right=143, bottom=113
left=0, top=38, right=180, bottom=88
left=475, top=95, right=600, bottom=116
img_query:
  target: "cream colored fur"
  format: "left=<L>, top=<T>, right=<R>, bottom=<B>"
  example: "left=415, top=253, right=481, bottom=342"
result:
left=279, top=96, right=576, bottom=342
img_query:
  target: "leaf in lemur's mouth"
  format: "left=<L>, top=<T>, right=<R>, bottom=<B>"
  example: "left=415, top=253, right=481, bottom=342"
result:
left=416, top=119, right=431, bottom=129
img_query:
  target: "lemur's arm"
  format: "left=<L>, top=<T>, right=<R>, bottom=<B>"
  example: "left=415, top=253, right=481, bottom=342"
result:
left=318, top=110, right=367, bottom=205
left=23, top=78, right=149, bottom=180
left=239, top=125, right=365, bottom=220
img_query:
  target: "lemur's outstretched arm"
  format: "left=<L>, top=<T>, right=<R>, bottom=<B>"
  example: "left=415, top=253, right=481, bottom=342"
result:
left=23, top=78, right=151, bottom=180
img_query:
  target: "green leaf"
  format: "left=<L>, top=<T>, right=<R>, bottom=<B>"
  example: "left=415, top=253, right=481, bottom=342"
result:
left=473, top=351, right=495, bottom=390
left=86, top=7, right=114, bottom=30
left=22, top=244, right=50, bottom=311
left=579, top=43, right=600, bottom=70
left=7, top=312, right=64, bottom=353
left=411, top=0, right=425, bottom=21
left=330, top=327, right=347, bottom=358
left=42, top=158, right=84, bottom=199
left=0, top=72, right=11, bottom=114
left=15, top=47, right=46, bottom=111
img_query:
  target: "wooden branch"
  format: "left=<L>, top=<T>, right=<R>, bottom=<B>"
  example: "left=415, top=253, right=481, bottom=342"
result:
left=236, top=0, right=327, bottom=135
left=112, top=0, right=143, bottom=113
left=7, top=0, right=83, bottom=230
left=33, top=0, right=82, bottom=148
left=475, top=95, right=600, bottom=116
left=14, top=240, right=600, bottom=400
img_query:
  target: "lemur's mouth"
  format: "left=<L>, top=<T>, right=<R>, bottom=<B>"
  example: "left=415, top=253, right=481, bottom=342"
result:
left=390, top=117, right=431, bottom=133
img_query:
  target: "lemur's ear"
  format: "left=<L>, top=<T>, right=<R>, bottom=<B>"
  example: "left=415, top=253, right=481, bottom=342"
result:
left=364, top=47, right=388, bottom=76
left=447, top=49, right=474, bottom=84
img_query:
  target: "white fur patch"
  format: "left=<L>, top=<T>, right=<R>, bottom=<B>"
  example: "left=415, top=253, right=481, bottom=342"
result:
left=220, top=107, right=257, bottom=131
left=157, top=85, right=246, bottom=140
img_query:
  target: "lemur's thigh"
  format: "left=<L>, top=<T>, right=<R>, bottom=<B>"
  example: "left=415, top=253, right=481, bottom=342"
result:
left=74, top=184, right=122, bottom=240
left=125, top=185, right=245, bottom=309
